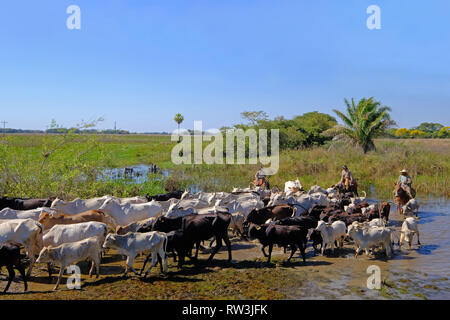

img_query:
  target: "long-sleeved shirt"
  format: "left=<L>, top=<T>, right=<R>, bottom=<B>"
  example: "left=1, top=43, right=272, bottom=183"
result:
left=397, top=175, right=412, bottom=186
left=340, top=169, right=354, bottom=184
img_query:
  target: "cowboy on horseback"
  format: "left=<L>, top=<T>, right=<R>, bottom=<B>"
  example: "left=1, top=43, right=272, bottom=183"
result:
left=397, top=169, right=415, bottom=198
left=336, top=165, right=358, bottom=196
left=254, top=165, right=269, bottom=189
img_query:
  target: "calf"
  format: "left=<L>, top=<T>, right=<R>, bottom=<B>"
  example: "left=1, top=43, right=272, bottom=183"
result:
left=347, top=224, right=393, bottom=258
left=43, top=222, right=108, bottom=277
left=399, top=217, right=421, bottom=249
left=247, top=223, right=307, bottom=263
left=38, top=210, right=116, bottom=230
left=36, top=237, right=102, bottom=290
left=0, top=244, right=28, bottom=293
left=102, top=232, right=168, bottom=278
left=315, top=220, right=346, bottom=255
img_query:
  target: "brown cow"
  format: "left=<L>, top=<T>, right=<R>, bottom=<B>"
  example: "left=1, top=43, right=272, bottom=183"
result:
left=38, top=210, right=116, bottom=230
left=245, top=205, right=294, bottom=226
left=379, top=202, right=391, bottom=222
left=393, top=183, right=411, bottom=215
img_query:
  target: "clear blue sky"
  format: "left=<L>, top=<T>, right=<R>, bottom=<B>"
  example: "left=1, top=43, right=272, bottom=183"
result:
left=1, top=0, right=449, bottom=132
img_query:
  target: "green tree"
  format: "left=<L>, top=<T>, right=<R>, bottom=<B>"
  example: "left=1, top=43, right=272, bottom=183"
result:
left=437, top=126, right=450, bottom=138
left=240, top=111, right=269, bottom=125
left=174, top=113, right=184, bottom=133
left=324, top=97, right=395, bottom=153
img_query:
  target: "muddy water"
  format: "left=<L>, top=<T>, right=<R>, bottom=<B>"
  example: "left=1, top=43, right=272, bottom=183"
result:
left=211, top=196, right=450, bottom=300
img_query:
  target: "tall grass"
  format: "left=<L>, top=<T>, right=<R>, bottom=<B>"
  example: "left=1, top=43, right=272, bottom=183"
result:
left=1, top=134, right=448, bottom=200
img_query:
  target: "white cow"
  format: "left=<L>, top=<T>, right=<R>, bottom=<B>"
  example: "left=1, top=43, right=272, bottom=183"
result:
left=350, top=191, right=367, bottom=206
left=0, top=219, right=44, bottom=276
left=164, top=201, right=197, bottom=218
left=284, top=179, right=303, bottom=194
left=315, top=220, right=347, bottom=255
left=108, top=195, right=148, bottom=204
left=43, top=221, right=108, bottom=248
left=399, top=217, right=421, bottom=249
left=226, top=198, right=264, bottom=218
left=402, top=199, right=420, bottom=217
left=347, top=224, right=393, bottom=258
left=102, top=231, right=168, bottom=277
left=36, top=236, right=103, bottom=290
left=308, top=185, right=328, bottom=195
left=0, top=207, right=55, bottom=221
left=50, top=196, right=110, bottom=215
left=98, top=198, right=162, bottom=226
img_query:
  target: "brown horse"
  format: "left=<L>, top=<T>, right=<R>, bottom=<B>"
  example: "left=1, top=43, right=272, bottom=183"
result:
left=393, top=183, right=411, bottom=215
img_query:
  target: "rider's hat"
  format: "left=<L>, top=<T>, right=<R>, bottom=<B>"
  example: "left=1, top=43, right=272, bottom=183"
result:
left=342, top=165, right=348, bottom=170
left=401, top=169, right=407, bottom=173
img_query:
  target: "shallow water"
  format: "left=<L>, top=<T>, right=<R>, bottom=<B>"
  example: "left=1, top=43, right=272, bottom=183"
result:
left=100, top=164, right=171, bottom=184
left=385, top=197, right=450, bottom=299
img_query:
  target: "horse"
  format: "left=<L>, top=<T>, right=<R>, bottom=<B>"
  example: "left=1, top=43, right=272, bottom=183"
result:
left=393, top=183, right=411, bottom=215
left=333, top=180, right=359, bottom=197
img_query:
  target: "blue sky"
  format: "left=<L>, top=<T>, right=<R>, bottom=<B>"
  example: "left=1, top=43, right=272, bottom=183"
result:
left=0, top=0, right=449, bottom=132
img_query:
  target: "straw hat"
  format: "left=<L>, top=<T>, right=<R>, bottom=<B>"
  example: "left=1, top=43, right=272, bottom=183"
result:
left=400, top=169, right=408, bottom=173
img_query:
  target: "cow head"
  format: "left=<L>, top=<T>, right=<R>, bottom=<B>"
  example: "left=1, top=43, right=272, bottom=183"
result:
left=102, top=233, right=117, bottom=249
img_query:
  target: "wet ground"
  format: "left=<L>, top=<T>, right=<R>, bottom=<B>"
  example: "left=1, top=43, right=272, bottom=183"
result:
left=1, top=197, right=448, bottom=299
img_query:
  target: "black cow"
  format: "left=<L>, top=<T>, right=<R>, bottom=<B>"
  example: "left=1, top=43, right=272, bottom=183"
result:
left=151, top=213, right=232, bottom=263
left=245, top=205, right=294, bottom=226
left=141, top=229, right=194, bottom=271
left=0, top=197, right=52, bottom=211
left=0, top=244, right=28, bottom=293
left=247, top=223, right=307, bottom=264
left=145, top=190, right=183, bottom=202
left=274, top=216, right=318, bottom=229
left=309, top=229, right=323, bottom=253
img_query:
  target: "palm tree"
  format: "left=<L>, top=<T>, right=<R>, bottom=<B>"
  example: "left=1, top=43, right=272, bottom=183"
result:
left=174, top=113, right=184, bottom=133
left=324, top=97, right=395, bottom=153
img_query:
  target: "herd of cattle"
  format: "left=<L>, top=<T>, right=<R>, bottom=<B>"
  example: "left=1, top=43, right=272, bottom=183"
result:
left=0, top=181, right=422, bottom=293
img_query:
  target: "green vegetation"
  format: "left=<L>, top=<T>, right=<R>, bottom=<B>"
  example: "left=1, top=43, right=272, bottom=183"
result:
left=174, top=113, right=184, bottom=133
left=387, top=123, right=449, bottom=139
left=324, top=97, right=394, bottom=153
left=1, top=134, right=448, bottom=199
left=232, top=110, right=337, bottom=150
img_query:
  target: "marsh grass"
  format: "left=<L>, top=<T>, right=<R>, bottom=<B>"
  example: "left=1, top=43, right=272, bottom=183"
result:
left=1, top=134, right=448, bottom=199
